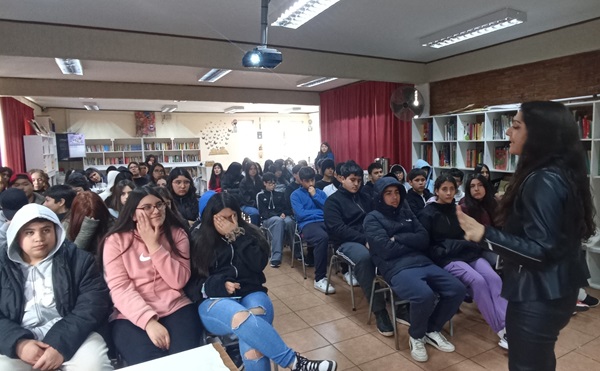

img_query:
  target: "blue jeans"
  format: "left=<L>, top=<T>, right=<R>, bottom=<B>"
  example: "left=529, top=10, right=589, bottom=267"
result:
left=262, top=215, right=295, bottom=263
left=198, top=292, right=295, bottom=371
left=241, top=206, right=260, bottom=226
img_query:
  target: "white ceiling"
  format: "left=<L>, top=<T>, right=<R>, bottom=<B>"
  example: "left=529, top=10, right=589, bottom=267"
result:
left=0, top=0, right=599, bottom=113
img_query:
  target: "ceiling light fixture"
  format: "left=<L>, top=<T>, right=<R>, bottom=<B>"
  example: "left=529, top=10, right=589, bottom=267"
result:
left=272, top=0, right=341, bottom=29
left=296, top=77, right=338, bottom=88
left=420, top=8, right=526, bottom=49
left=224, top=106, right=245, bottom=114
left=83, top=102, right=100, bottom=111
left=55, top=58, right=83, bottom=75
left=161, top=105, right=178, bottom=113
left=198, top=68, right=232, bottom=82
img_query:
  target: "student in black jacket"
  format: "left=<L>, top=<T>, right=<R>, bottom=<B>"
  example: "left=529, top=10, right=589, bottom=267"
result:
left=257, top=172, right=295, bottom=267
left=239, top=162, right=262, bottom=225
left=221, top=162, right=244, bottom=202
left=315, top=159, right=335, bottom=190
left=364, top=177, right=464, bottom=363
left=324, top=161, right=394, bottom=337
left=361, top=162, right=384, bottom=202
left=405, top=168, right=434, bottom=216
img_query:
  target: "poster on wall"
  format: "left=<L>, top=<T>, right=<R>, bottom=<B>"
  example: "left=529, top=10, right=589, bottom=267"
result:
left=200, top=119, right=233, bottom=155
left=135, top=111, right=156, bottom=137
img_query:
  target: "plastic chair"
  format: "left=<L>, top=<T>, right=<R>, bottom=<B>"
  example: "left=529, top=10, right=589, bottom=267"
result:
left=290, top=224, right=307, bottom=279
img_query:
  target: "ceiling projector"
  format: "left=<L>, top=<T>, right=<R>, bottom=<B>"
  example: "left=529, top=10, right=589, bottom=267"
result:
left=242, top=46, right=282, bottom=68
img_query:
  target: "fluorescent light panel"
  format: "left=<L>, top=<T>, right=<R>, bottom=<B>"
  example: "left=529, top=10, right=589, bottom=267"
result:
left=55, top=58, right=83, bottom=75
left=198, top=68, right=232, bottom=82
left=83, top=102, right=100, bottom=111
left=224, top=106, right=244, bottom=114
left=161, top=105, right=178, bottom=113
left=297, top=77, right=338, bottom=88
left=420, top=8, right=526, bottom=49
left=272, top=0, right=341, bottom=29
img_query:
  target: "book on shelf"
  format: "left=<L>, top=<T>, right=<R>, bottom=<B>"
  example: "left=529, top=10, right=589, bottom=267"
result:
left=419, top=144, right=433, bottom=165
left=444, top=118, right=457, bottom=141
left=420, top=121, right=433, bottom=141
left=465, top=148, right=483, bottom=168
left=463, top=122, right=484, bottom=140
left=492, top=115, right=512, bottom=140
left=438, top=143, right=456, bottom=167
left=494, top=145, right=510, bottom=170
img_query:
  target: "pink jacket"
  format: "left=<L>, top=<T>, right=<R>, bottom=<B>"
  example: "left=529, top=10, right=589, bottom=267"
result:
left=103, top=227, right=191, bottom=329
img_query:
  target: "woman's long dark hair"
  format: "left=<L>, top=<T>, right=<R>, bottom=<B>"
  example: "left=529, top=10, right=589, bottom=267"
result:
left=98, top=186, right=189, bottom=270
left=149, top=163, right=165, bottom=184
left=68, top=191, right=112, bottom=254
left=463, top=174, right=497, bottom=224
left=498, top=101, right=595, bottom=239
left=209, top=163, right=222, bottom=190
left=110, top=179, right=136, bottom=213
left=190, top=192, right=268, bottom=278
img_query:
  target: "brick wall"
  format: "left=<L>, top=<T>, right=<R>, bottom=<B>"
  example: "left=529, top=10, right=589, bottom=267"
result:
left=430, top=50, right=600, bottom=115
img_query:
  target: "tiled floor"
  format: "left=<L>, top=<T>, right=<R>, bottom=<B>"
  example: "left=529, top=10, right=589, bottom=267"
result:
left=265, top=254, right=600, bottom=371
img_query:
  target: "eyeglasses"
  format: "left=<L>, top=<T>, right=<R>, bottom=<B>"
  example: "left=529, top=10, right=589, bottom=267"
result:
left=136, top=201, right=166, bottom=214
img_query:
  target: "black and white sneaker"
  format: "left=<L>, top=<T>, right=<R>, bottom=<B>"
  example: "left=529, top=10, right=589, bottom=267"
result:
left=582, top=294, right=600, bottom=308
left=292, top=353, right=337, bottom=371
left=375, top=309, right=394, bottom=337
left=395, top=304, right=411, bottom=326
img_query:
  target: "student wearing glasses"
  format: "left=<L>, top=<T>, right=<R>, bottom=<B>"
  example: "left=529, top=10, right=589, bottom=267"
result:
left=99, top=187, right=202, bottom=365
left=167, top=168, right=199, bottom=223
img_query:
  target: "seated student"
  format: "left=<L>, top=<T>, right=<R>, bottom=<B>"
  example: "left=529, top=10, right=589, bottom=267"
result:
left=458, top=174, right=499, bottom=267
left=43, top=185, right=77, bottom=221
left=361, top=162, right=384, bottom=201
left=9, top=173, right=45, bottom=205
left=413, top=159, right=435, bottom=193
left=405, top=168, right=434, bottom=216
left=0, top=204, right=112, bottom=371
left=291, top=167, right=333, bottom=293
left=364, top=177, right=465, bottom=362
left=64, top=191, right=113, bottom=254
left=187, top=192, right=337, bottom=371
left=222, top=162, right=244, bottom=200
left=66, top=172, right=91, bottom=194
left=315, top=159, right=335, bottom=190
left=107, top=180, right=135, bottom=219
left=324, top=160, right=394, bottom=336
left=100, top=187, right=202, bottom=365
left=284, top=165, right=302, bottom=212
left=269, top=164, right=289, bottom=193
left=239, top=162, right=262, bottom=226
left=419, top=175, right=508, bottom=349
left=323, top=162, right=343, bottom=198
left=138, top=162, right=150, bottom=180
left=0, top=188, right=30, bottom=250
left=257, top=172, right=295, bottom=267
left=389, top=164, right=409, bottom=190
left=448, top=168, right=465, bottom=202
left=128, top=161, right=149, bottom=187
left=167, top=167, right=199, bottom=223
left=208, top=163, right=223, bottom=192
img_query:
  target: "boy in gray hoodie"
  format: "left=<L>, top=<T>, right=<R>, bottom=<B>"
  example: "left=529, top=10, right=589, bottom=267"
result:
left=0, top=204, right=113, bottom=371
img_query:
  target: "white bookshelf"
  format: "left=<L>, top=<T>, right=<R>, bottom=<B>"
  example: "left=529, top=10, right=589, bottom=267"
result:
left=412, top=100, right=600, bottom=288
left=83, top=137, right=201, bottom=177
left=23, top=133, right=59, bottom=185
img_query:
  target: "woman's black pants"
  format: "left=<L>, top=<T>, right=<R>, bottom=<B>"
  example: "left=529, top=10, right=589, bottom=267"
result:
left=506, top=292, right=577, bottom=371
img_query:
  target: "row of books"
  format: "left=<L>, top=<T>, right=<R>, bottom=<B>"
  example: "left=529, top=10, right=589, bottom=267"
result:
left=577, top=116, right=592, bottom=139
left=438, top=143, right=456, bottom=167
left=492, top=115, right=512, bottom=140
left=443, top=118, right=457, bottom=141
left=114, top=144, right=143, bottom=151
left=86, top=145, right=112, bottom=152
left=420, top=121, right=433, bottom=141
left=418, top=144, right=433, bottom=165
left=161, top=155, right=200, bottom=163
left=462, top=122, right=484, bottom=141
left=145, top=142, right=174, bottom=150
left=174, top=142, right=200, bottom=150
left=494, top=145, right=518, bottom=171
left=465, top=148, right=484, bottom=168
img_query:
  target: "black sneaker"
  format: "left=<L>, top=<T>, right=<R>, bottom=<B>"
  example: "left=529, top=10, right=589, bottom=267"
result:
left=582, top=294, right=600, bottom=308
left=375, top=309, right=394, bottom=337
left=395, top=304, right=411, bottom=326
left=292, top=353, right=337, bottom=371
left=303, top=255, right=315, bottom=267
left=575, top=301, right=590, bottom=312
left=270, top=260, right=281, bottom=268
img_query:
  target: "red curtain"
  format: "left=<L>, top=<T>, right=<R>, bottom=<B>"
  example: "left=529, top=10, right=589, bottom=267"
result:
left=319, top=81, right=412, bottom=170
left=0, top=97, right=33, bottom=172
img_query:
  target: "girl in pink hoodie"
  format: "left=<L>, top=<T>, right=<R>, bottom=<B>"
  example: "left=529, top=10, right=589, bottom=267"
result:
left=100, top=187, right=201, bottom=365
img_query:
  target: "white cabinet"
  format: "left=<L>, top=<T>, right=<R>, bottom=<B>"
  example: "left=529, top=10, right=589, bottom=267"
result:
left=23, top=133, right=59, bottom=185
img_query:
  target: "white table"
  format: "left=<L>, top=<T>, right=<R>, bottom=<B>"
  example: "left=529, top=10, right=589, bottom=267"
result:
left=119, top=343, right=236, bottom=371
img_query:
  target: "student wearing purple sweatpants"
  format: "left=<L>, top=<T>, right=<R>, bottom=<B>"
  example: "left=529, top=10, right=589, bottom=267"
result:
left=419, top=175, right=508, bottom=350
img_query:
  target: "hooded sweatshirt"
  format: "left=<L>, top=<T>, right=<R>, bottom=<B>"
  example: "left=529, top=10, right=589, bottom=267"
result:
left=1, top=203, right=111, bottom=360
left=99, top=170, right=119, bottom=201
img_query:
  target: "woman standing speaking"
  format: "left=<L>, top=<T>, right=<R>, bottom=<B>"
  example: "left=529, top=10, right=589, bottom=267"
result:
left=457, top=101, right=595, bottom=371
